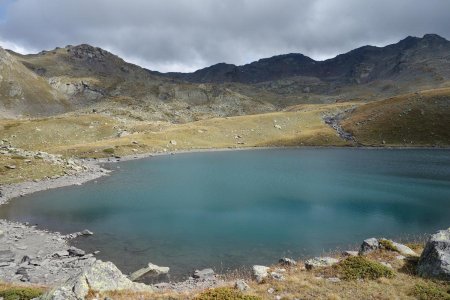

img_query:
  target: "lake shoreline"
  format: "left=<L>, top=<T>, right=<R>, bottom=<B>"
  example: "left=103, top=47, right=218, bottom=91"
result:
left=0, top=145, right=449, bottom=288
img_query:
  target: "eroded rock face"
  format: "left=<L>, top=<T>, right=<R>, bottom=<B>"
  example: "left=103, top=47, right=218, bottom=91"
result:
left=417, top=228, right=450, bottom=280
left=39, top=260, right=153, bottom=300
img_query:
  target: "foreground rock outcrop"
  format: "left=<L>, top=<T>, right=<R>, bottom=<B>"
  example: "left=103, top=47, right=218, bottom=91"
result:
left=39, top=260, right=153, bottom=300
left=417, top=228, right=450, bottom=280
left=0, top=220, right=97, bottom=285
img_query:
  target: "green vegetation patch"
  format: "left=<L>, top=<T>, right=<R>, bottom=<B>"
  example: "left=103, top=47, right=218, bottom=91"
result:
left=379, top=239, right=399, bottom=252
left=335, top=256, right=395, bottom=280
left=102, top=147, right=115, bottom=154
left=0, top=286, right=44, bottom=300
left=194, top=287, right=261, bottom=300
left=410, top=282, right=450, bottom=300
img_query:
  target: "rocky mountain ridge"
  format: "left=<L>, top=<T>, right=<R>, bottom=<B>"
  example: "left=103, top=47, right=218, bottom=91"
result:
left=0, top=34, right=449, bottom=121
left=164, top=34, right=450, bottom=85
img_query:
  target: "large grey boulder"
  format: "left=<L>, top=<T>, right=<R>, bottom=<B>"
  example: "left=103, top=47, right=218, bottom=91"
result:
left=417, top=228, right=450, bottom=280
left=39, top=260, right=153, bottom=300
left=129, top=262, right=170, bottom=281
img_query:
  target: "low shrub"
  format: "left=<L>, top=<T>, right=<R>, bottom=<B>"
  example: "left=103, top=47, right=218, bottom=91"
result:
left=411, top=282, right=450, bottom=300
left=379, top=239, right=399, bottom=252
left=194, top=287, right=261, bottom=300
left=335, top=256, right=395, bottom=280
left=102, top=148, right=115, bottom=154
left=0, top=286, right=44, bottom=300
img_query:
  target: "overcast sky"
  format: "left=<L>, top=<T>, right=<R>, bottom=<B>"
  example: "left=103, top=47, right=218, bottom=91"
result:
left=0, top=0, right=449, bottom=72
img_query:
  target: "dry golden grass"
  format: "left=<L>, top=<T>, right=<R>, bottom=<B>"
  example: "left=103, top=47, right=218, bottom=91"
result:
left=0, top=103, right=356, bottom=159
left=0, top=155, right=65, bottom=184
left=342, top=88, right=450, bottom=146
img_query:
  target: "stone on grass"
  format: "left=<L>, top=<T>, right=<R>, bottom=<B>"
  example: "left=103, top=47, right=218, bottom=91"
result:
left=305, top=257, right=339, bottom=270
left=279, top=257, right=297, bottom=266
left=252, top=265, right=269, bottom=283
left=343, top=251, right=359, bottom=257
left=271, top=271, right=285, bottom=280
left=235, top=280, right=250, bottom=291
left=417, top=228, right=450, bottom=280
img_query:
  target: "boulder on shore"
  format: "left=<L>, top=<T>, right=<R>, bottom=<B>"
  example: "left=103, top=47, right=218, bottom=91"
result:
left=279, top=257, right=297, bottom=266
left=417, top=228, right=450, bottom=280
left=252, top=265, right=269, bottom=283
left=359, top=238, right=379, bottom=255
left=193, top=268, right=215, bottom=280
left=39, top=260, right=153, bottom=300
left=129, top=262, right=170, bottom=281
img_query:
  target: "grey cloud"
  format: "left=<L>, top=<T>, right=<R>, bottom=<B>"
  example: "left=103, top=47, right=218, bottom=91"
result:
left=0, top=0, right=449, bottom=72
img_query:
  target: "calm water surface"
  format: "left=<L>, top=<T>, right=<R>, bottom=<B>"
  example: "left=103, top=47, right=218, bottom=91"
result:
left=1, top=148, right=449, bottom=280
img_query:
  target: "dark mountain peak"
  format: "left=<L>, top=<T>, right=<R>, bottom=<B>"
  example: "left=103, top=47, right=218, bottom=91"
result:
left=66, top=44, right=115, bottom=61
left=252, top=53, right=315, bottom=65
left=422, top=33, right=448, bottom=42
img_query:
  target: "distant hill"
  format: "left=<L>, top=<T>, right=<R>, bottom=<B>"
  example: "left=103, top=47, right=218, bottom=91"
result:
left=164, top=34, right=450, bottom=85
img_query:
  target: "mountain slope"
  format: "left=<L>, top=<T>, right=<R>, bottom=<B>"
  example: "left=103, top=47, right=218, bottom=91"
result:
left=341, top=87, right=450, bottom=146
left=10, top=45, right=275, bottom=121
left=0, top=47, right=69, bottom=118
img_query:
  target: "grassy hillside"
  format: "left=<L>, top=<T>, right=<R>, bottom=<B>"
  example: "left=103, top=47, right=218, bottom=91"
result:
left=0, top=47, right=70, bottom=118
left=0, top=103, right=355, bottom=159
left=341, top=88, right=450, bottom=146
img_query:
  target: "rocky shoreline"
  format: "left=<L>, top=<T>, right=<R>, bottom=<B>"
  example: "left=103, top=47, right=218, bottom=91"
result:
left=0, top=154, right=228, bottom=295
left=1, top=146, right=449, bottom=298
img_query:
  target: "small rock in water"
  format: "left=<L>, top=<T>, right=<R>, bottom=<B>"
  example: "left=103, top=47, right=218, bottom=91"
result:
left=81, top=229, right=94, bottom=236
left=305, top=257, right=339, bottom=270
left=271, top=272, right=285, bottom=280
left=279, top=257, right=297, bottom=266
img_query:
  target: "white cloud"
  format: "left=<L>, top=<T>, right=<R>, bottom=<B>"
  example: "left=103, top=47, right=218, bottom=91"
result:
left=0, top=0, right=449, bottom=72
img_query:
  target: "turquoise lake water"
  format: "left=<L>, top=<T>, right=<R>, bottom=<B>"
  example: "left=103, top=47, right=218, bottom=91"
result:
left=1, top=148, right=450, bottom=281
